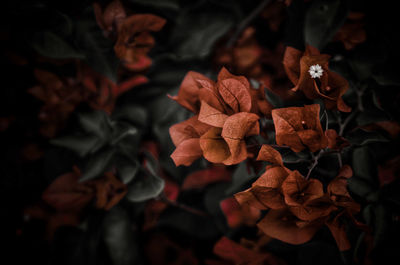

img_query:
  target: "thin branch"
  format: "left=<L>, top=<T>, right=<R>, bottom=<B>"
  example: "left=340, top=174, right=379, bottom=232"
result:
left=337, top=153, right=343, bottom=168
left=306, top=150, right=323, bottom=179
left=338, top=110, right=358, bottom=136
left=282, top=158, right=309, bottom=164
left=226, top=0, right=271, bottom=48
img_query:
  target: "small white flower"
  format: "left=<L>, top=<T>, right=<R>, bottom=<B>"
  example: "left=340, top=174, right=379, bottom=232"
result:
left=308, top=64, right=324, bottom=79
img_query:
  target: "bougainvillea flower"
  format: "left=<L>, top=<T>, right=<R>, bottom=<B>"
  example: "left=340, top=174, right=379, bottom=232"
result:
left=272, top=104, right=328, bottom=152
left=170, top=116, right=211, bottom=166
left=114, top=14, right=166, bottom=69
left=42, top=168, right=127, bottom=212
left=283, top=46, right=351, bottom=112
left=220, top=197, right=260, bottom=228
left=169, top=71, right=215, bottom=113
left=257, top=209, right=323, bottom=245
left=325, top=129, right=350, bottom=150
left=182, top=166, right=231, bottom=190
left=281, top=170, right=335, bottom=221
left=200, top=112, right=260, bottom=165
left=145, top=234, right=199, bottom=265
left=93, top=0, right=126, bottom=35
left=327, top=165, right=360, bottom=213
left=211, top=237, right=283, bottom=265
left=79, top=64, right=148, bottom=113
left=170, top=67, right=272, bottom=117
left=235, top=165, right=291, bottom=210
left=256, top=144, right=283, bottom=166
left=91, top=172, right=127, bottom=210
left=42, top=169, right=94, bottom=212
left=29, top=69, right=85, bottom=137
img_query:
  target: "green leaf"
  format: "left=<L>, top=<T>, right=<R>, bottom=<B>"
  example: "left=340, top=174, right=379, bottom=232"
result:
left=111, top=122, right=138, bottom=146
left=112, top=105, right=148, bottom=128
left=225, top=162, right=255, bottom=195
left=80, top=148, right=115, bottom=182
left=372, top=204, right=389, bottom=246
left=103, top=206, right=140, bottom=265
left=347, top=128, right=389, bottom=146
left=116, top=157, right=140, bottom=184
left=157, top=208, right=220, bottom=239
left=348, top=177, right=375, bottom=198
left=356, top=110, right=389, bottom=126
left=304, top=0, right=349, bottom=49
left=32, top=31, right=84, bottom=59
left=78, top=111, right=112, bottom=139
left=50, top=134, right=101, bottom=157
left=351, top=147, right=379, bottom=188
left=203, top=183, right=230, bottom=233
left=126, top=171, right=164, bottom=202
left=172, top=5, right=234, bottom=58
left=74, top=7, right=119, bottom=82
left=126, top=0, right=180, bottom=13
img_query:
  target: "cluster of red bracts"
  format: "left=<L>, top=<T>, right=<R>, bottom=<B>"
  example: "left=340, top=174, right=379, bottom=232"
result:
left=169, top=42, right=362, bottom=250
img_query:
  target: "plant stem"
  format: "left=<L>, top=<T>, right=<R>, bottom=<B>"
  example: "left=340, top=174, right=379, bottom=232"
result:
left=226, top=0, right=271, bottom=48
left=306, top=150, right=323, bottom=179
left=338, top=110, right=358, bottom=136
left=337, top=152, right=343, bottom=168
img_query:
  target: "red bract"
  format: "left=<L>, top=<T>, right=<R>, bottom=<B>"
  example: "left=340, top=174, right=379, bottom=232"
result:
left=272, top=104, right=328, bottom=152
left=170, top=67, right=272, bottom=117
left=114, top=14, right=166, bottom=70
left=170, top=68, right=271, bottom=166
left=257, top=209, right=323, bottom=245
left=42, top=169, right=127, bottom=212
left=325, top=129, right=350, bottom=150
left=211, top=237, right=285, bottom=265
left=282, top=171, right=335, bottom=221
left=334, top=12, right=366, bottom=50
left=93, top=0, right=126, bottom=36
left=220, top=197, right=260, bottom=228
left=29, top=69, right=85, bottom=137
left=235, top=147, right=361, bottom=250
left=283, top=46, right=351, bottom=112
left=182, top=166, right=231, bottom=190
left=145, top=234, right=199, bottom=265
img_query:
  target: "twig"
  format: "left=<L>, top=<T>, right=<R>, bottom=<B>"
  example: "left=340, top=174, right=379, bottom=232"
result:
left=282, top=158, right=309, bottom=164
left=226, top=0, right=271, bottom=48
left=338, top=110, right=358, bottom=136
left=159, top=193, right=208, bottom=217
left=306, top=150, right=323, bottom=179
left=337, top=153, right=343, bottom=168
